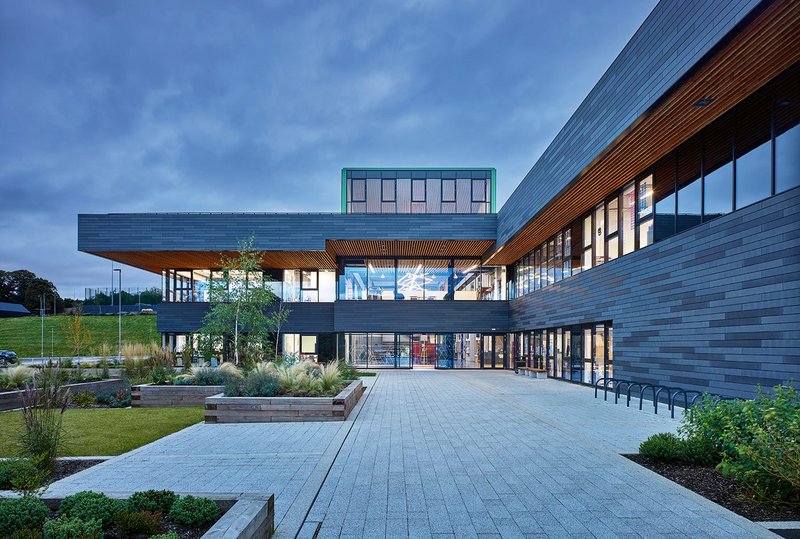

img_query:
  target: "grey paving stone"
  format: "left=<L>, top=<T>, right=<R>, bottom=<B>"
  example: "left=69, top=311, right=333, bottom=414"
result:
left=44, top=372, right=780, bottom=538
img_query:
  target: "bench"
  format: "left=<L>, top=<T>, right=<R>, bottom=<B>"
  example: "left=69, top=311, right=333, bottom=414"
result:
left=517, top=367, right=547, bottom=379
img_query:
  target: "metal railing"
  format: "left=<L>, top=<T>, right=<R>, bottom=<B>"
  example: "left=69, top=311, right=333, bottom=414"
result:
left=594, top=377, right=739, bottom=418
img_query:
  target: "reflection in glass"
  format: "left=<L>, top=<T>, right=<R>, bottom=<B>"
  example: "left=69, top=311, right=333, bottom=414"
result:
left=424, top=259, right=452, bottom=300
left=776, top=123, right=800, bottom=193
left=396, top=260, right=425, bottom=300
left=621, top=183, right=635, bottom=255
left=594, top=204, right=605, bottom=266
left=339, top=261, right=367, bottom=300
left=736, top=140, right=772, bottom=209
left=704, top=162, right=733, bottom=220
left=677, top=178, right=702, bottom=233
left=367, top=260, right=396, bottom=300
left=638, top=175, right=653, bottom=218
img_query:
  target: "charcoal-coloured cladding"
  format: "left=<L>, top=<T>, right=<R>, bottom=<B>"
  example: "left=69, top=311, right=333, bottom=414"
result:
left=509, top=186, right=800, bottom=399
left=77, top=213, right=497, bottom=252
left=157, top=302, right=335, bottom=334
left=497, top=0, right=763, bottom=246
left=157, top=299, right=509, bottom=334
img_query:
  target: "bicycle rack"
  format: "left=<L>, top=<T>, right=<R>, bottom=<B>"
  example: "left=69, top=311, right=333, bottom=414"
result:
left=670, top=389, right=704, bottom=418
left=624, top=382, right=651, bottom=408
left=594, top=375, right=740, bottom=418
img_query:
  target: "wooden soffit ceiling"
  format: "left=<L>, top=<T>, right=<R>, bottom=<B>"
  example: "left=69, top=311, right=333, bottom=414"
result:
left=485, top=0, right=800, bottom=265
left=90, top=250, right=337, bottom=273
left=326, top=240, right=495, bottom=259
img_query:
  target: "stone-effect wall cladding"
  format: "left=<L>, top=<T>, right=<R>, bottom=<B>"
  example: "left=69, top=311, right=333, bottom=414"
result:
left=132, top=384, right=226, bottom=407
left=204, top=379, right=364, bottom=423
left=509, top=186, right=800, bottom=399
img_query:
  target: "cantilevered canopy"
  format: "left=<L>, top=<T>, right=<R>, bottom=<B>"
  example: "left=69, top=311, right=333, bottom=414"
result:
left=486, top=0, right=800, bottom=265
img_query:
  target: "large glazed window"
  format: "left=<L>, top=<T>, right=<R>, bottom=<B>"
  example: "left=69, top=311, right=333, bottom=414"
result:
left=735, top=91, right=772, bottom=209
left=344, top=169, right=493, bottom=214
left=775, top=69, right=800, bottom=194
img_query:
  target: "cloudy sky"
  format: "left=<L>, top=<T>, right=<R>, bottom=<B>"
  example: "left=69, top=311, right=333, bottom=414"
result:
left=0, top=0, right=657, bottom=298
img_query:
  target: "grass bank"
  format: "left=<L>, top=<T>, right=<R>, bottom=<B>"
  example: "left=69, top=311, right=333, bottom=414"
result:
left=0, top=407, right=203, bottom=456
left=0, top=315, right=158, bottom=357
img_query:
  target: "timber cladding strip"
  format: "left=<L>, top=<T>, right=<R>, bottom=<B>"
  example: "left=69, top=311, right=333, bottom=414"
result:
left=131, top=384, right=226, bottom=407
left=488, top=0, right=800, bottom=264
left=204, top=379, right=365, bottom=423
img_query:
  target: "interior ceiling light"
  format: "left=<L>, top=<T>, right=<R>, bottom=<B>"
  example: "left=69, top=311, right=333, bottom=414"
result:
left=693, top=97, right=714, bottom=107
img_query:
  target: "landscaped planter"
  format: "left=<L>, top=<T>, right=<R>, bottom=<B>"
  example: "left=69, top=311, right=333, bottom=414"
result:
left=204, top=379, right=365, bottom=423
left=0, top=379, right=126, bottom=412
left=34, top=495, right=274, bottom=539
left=132, top=383, right=226, bottom=407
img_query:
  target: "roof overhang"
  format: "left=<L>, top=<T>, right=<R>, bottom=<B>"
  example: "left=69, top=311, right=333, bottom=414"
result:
left=485, top=0, right=800, bottom=264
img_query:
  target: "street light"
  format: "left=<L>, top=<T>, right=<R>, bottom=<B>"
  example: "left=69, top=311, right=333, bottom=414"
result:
left=113, top=269, right=122, bottom=361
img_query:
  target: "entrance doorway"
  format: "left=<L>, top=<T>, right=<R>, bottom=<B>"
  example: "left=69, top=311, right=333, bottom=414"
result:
left=480, top=334, right=506, bottom=369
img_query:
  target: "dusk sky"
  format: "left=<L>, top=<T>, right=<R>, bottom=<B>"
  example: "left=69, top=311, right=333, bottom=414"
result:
left=0, top=0, right=657, bottom=299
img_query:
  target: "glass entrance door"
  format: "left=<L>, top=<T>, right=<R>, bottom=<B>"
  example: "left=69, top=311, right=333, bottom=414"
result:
left=411, top=334, right=436, bottom=368
left=480, top=334, right=506, bottom=369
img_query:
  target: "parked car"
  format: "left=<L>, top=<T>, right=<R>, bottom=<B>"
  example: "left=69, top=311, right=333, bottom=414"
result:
left=0, top=350, right=18, bottom=365
left=140, top=308, right=155, bottom=314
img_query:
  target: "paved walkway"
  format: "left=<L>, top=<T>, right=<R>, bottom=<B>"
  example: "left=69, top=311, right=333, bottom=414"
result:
left=44, top=371, right=777, bottom=538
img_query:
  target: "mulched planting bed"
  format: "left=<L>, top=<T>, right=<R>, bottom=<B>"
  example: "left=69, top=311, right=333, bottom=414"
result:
left=100, top=508, right=228, bottom=539
left=626, top=454, right=800, bottom=522
left=48, top=458, right=104, bottom=483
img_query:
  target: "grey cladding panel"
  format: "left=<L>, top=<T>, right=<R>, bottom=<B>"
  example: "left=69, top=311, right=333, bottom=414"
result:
left=157, top=300, right=508, bottom=335
left=78, top=213, right=497, bottom=252
left=509, top=187, right=800, bottom=399
left=496, top=0, right=763, bottom=246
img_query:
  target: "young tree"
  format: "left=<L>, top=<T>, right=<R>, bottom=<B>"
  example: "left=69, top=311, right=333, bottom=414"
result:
left=64, top=311, right=92, bottom=357
left=271, top=296, right=291, bottom=362
left=199, top=238, right=291, bottom=365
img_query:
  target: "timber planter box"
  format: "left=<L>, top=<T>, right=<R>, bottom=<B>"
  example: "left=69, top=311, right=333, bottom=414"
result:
left=204, top=379, right=365, bottom=423
left=0, top=378, right=126, bottom=412
left=132, top=383, right=226, bottom=407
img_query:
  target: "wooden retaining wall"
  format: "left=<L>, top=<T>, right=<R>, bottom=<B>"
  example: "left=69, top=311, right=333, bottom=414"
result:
left=204, top=380, right=365, bottom=423
left=0, top=379, right=127, bottom=412
left=132, top=384, right=225, bottom=407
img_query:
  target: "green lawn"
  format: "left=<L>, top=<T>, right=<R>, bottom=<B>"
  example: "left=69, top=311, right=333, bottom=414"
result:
left=0, top=315, right=158, bottom=358
left=0, top=407, right=203, bottom=456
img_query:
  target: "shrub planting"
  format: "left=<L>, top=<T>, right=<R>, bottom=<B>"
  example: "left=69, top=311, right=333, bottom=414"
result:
left=0, top=458, right=39, bottom=490
left=639, top=384, right=800, bottom=502
left=72, top=391, right=96, bottom=408
left=149, top=532, right=180, bottom=539
left=58, top=491, right=124, bottom=527
left=126, top=489, right=178, bottom=514
left=95, top=388, right=131, bottom=408
left=639, top=432, right=684, bottom=461
left=169, top=495, right=219, bottom=527
left=42, top=516, right=103, bottom=539
left=7, top=529, right=43, bottom=539
left=0, top=496, right=50, bottom=537
left=114, top=510, right=161, bottom=535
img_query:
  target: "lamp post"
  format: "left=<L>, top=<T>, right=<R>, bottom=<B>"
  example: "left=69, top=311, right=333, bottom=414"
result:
left=113, top=269, right=122, bottom=361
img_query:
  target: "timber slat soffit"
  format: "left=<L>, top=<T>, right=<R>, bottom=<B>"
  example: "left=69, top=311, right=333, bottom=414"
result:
left=485, top=0, right=800, bottom=265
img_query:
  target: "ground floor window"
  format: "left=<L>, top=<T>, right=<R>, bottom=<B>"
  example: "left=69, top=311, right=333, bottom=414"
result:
left=340, top=332, right=504, bottom=369
left=510, top=321, right=612, bottom=385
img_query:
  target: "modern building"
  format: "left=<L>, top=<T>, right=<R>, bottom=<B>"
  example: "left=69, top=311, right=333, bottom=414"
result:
left=78, top=0, right=799, bottom=398
left=0, top=302, right=31, bottom=318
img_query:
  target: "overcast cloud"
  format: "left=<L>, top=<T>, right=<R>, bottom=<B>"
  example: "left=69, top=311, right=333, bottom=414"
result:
left=0, top=0, right=657, bottom=298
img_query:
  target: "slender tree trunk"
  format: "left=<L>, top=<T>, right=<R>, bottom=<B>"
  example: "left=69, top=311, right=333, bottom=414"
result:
left=234, top=305, right=240, bottom=365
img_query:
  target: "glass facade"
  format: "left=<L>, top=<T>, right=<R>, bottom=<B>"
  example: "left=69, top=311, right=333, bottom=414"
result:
left=510, top=322, right=612, bottom=385
left=344, top=169, right=495, bottom=214
left=509, top=65, right=800, bottom=299
left=339, top=258, right=505, bottom=301
left=341, top=332, right=496, bottom=369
